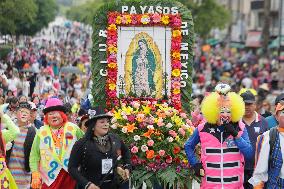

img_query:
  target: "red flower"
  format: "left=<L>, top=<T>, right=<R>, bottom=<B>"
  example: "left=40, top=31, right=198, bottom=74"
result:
left=174, top=157, right=181, bottom=164
left=173, top=146, right=181, bottom=154
left=165, top=155, right=172, bottom=164
left=155, top=155, right=161, bottom=163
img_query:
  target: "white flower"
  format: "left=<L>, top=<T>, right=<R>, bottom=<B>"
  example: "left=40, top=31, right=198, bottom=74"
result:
left=141, top=17, right=150, bottom=23
left=122, top=115, right=128, bottom=120
left=141, top=145, right=148, bottom=152
left=167, top=137, right=174, bottom=143
left=121, top=127, right=128, bottom=133
left=134, top=135, right=141, bottom=141
left=111, top=124, right=117, bottom=129
left=111, top=117, right=117, bottom=124
left=147, top=125, right=154, bottom=130
left=166, top=123, right=173, bottom=128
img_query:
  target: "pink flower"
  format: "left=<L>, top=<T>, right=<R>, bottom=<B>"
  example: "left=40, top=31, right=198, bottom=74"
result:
left=169, top=130, right=177, bottom=138
left=131, top=146, right=139, bottom=154
left=152, top=13, right=161, bottom=23
left=171, top=15, right=182, bottom=27
left=172, top=81, right=181, bottom=89
left=157, top=120, right=165, bottom=127
left=171, top=60, right=182, bottom=69
left=171, top=41, right=181, bottom=50
left=180, top=112, right=187, bottom=118
left=127, top=115, right=135, bottom=122
left=107, top=54, right=117, bottom=63
left=147, top=140, right=154, bottom=147
left=131, top=15, right=138, bottom=24
left=159, top=150, right=165, bottom=156
left=178, top=128, right=185, bottom=136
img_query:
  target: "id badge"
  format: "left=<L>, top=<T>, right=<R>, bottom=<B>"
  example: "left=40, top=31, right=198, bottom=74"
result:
left=102, top=159, right=113, bottom=174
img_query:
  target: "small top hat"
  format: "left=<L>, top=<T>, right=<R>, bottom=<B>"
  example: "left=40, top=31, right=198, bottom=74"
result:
left=85, top=106, right=112, bottom=127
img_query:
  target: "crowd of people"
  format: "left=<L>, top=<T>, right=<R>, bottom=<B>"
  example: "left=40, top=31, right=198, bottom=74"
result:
left=0, top=16, right=284, bottom=189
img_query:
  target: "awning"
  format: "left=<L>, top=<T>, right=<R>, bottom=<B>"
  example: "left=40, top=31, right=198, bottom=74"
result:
left=269, top=36, right=284, bottom=49
left=206, top=38, right=220, bottom=46
left=230, top=42, right=245, bottom=49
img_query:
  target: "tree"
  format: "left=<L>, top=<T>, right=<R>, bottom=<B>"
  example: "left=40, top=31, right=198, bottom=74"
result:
left=177, top=0, right=231, bottom=39
left=17, top=0, right=58, bottom=36
left=66, top=0, right=114, bottom=25
left=0, top=0, right=38, bottom=35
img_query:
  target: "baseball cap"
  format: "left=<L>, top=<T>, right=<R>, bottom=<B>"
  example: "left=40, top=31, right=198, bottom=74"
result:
left=275, top=93, right=284, bottom=105
left=240, top=91, right=256, bottom=104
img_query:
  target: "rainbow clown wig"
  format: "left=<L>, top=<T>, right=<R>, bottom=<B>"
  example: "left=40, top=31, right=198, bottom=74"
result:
left=201, top=84, right=245, bottom=124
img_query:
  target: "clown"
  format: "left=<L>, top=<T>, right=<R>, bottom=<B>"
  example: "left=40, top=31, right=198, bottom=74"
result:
left=6, top=102, right=36, bottom=189
left=29, top=98, right=84, bottom=189
left=0, top=106, right=20, bottom=189
left=185, top=83, right=253, bottom=189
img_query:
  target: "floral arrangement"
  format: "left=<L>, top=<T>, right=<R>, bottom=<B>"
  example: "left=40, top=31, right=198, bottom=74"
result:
left=106, top=12, right=182, bottom=110
left=110, top=100, right=195, bottom=188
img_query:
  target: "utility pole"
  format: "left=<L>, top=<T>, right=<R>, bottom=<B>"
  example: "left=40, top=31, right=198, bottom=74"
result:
left=262, top=0, right=271, bottom=57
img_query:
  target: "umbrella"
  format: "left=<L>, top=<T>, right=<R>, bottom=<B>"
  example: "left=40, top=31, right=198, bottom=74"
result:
left=21, top=67, right=36, bottom=73
left=60, top=66, right=82, bottom=74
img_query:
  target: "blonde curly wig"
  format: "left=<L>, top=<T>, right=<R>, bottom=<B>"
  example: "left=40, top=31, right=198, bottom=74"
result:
left=201, top=92, right=245, bottom=124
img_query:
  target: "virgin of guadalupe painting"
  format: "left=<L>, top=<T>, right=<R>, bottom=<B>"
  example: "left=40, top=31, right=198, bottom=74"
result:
left=125, top=32, right=163, bottom=98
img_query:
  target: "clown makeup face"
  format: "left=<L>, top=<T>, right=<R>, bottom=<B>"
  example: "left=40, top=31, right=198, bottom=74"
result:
left=219, top=107, right=231, bottom=125
left=94, top=118, right=110, bottom=137
left=47, top=111, right=63, bottom=127
left=17, top=108, right=31, bottom=126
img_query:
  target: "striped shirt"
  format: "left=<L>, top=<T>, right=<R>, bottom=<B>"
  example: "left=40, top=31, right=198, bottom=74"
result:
left=8, top=126, right=31, bottom=189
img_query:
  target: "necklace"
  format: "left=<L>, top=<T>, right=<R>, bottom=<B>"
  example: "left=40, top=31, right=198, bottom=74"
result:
left=93, top=135, right=109, bottom=146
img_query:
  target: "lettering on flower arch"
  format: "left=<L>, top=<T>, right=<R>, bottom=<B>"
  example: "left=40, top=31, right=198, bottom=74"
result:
left=92, top=0, right=193, bottom=112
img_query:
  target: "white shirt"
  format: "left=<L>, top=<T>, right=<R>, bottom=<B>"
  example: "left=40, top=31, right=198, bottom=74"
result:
left=249, top=130, right=284, bottom=186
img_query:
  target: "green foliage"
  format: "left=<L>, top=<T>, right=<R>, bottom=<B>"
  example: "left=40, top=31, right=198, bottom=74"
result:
left=177, top=0, right=231, bottom=38
left=16, top=0, right=58, bottom=36
left=0, top=0, right=58, bottom=37
left=66, top=0, right=110, bottom=25
left=0, top=0, right=38, bottom=35
left=0, top=45, right=13, bottom=60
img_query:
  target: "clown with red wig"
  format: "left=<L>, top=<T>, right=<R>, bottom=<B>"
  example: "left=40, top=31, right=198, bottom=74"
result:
left=29, top=98, right=84, bottom=189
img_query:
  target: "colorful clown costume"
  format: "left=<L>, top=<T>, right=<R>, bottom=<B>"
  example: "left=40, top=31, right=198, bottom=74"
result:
left=29, top=98, right=84, bottom=189
left=184, top=84, right=253, bottom=189
left=0, top=114, right=20, bottom=189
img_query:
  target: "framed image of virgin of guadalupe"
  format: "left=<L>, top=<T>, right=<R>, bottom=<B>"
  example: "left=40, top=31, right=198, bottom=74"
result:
left=117, top=28, right=171, bottom=99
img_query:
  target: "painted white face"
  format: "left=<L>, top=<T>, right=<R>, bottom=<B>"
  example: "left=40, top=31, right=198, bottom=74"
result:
left=219, top=107, right=231, bottom=125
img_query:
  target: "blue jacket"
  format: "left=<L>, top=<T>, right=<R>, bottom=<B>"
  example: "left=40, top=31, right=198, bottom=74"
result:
left=265, top=115, right=278, bottom=129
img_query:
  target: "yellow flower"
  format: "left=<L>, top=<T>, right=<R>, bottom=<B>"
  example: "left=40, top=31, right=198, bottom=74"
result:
left=173, top=88, right=180, bottom=95
left=161, top=15, right=170, bottom=25
left=125, top=15, right=132, bottom=24
left=171, top=115, right=183, bottom=126
left=172, top=30, right=181, bottom=38
left=108, top=63, right=117, bottom=68
left=108, top=24, right=117, bottom=31
left=122, top=106, right=133, bottom=115
left=143, top=105, right=151, bottom=115
left=175, top=136, right=180, bottom=142
left=108, top=45, right=117, bottom=53
left=114, top=111, right=122, bottom=120
left=109, top=83, right=116, bottom=90
left=172, top=51, right=181, bottom=60
left=116, top=16, right=122, bottom=24
left=183, top=159, right=188, bottom=164
left=172, top=69, right=181, bottom=77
